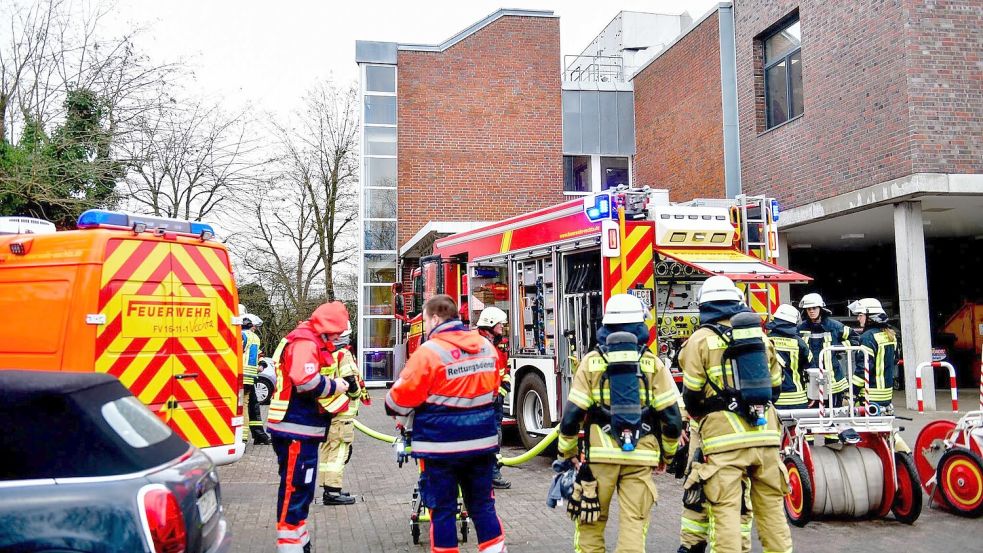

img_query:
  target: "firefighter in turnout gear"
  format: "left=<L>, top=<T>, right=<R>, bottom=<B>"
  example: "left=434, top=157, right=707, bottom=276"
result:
left=679, top=276, right=792, bottom=553
left=798, top=293, right=857, bottom=406
left=241, top=305, right=272, bottom=445
left=318, top=325, right=363, bottom=505
left=386, top=295, right=507, bottom=553
left=557, top=293, right=683, bottom=553
left=477, top=306, right=512, bottom=490
left=267, top=302, right=352, bottom=553
left=768, top=304, right=813, bottom=410
left=848, top=298, right=897, bottom=408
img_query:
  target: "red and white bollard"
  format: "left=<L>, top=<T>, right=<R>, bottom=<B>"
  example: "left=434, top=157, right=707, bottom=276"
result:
left=915, top=361, right=958, bottom=413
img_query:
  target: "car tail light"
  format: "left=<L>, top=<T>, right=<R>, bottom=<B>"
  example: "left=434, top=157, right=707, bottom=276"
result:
left=138, top=485, right=187, bottom=553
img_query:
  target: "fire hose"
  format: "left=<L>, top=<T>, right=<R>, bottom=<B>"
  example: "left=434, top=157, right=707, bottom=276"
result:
left=352, top=420, right=560, bottom=466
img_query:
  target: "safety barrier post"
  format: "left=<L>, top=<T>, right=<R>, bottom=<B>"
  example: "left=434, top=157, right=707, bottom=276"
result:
left=915, top=361, right=958, bottom=413
left=863, top=352, right=872, bottom=417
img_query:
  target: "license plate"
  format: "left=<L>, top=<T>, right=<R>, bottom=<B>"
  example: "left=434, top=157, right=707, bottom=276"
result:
left=197, top=488, right=217, bottom=523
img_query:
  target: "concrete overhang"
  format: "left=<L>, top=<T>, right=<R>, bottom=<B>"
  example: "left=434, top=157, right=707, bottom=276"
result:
left=400, top=221, right=494, bottom=258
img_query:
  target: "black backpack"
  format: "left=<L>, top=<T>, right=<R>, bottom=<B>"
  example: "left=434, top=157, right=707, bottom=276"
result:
left=699, top=311, right=772, bottom=426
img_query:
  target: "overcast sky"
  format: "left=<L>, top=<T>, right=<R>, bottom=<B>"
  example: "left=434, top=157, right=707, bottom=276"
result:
left=111, top=0, right=720, bottom=114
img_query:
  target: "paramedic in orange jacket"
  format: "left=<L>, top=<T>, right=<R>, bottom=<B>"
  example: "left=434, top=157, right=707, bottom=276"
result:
left=386, top=294, right=507, bottom=553
left=267, top=302, right=351, bottom=553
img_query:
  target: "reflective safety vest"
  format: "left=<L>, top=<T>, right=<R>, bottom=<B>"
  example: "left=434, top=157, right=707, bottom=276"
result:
left=242, top=328, right=261, bottom=384
left=769, top=333, right=812, bottom=407
left=561, top=350, right=680, bottom=466
left=267, top=325, right=342, bottom=441
left=319, top=349, right=361, bottom=418
left=852, top=327, right=896, bottom=405
left=798, top=318, right=853, bottom=394
left=680, top=325, right=782, bottom=455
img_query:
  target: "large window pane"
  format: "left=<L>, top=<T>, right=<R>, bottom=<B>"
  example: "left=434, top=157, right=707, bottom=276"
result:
left=364, top=220, right=397, bottom=251
left=766, top=60, right=789, bottom=127
left=563, top=155, right=591, bottom=193
left=364, top=253, right=397, bottom=283
left=365, top=126, right=397, bottom=156
left=365, top=187, right=397, bottom=219
left=364, top=95, right=396, bottom=125
left=362, top=318, right=396, bottom=349
left=601, top=157, right=629, bottom=190
left=362, top=350, right=394, bottom=381
left=365, top=66, right=396, bottom=93
left=365, top=157, right=397, bottom=187
left=765, top=21, right=801, bottom=63
left=789, top=50, right=803, bottom=119
left=364, top=286, right=394, bottom=316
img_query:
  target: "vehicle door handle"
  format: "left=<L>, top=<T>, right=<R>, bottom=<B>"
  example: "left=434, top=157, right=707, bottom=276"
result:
left=175, top=373, right=199, bottom=380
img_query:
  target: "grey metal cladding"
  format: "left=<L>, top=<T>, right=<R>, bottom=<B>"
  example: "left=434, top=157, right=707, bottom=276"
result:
left=356, top=41, right=398, bottom=65
left=562, top=90, right=635, bottom=155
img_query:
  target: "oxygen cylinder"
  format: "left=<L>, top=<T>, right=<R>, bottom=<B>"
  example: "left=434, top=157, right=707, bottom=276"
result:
left=726, top=311, right=772, bottom=425
left=600, top=331, right=643, bottom=451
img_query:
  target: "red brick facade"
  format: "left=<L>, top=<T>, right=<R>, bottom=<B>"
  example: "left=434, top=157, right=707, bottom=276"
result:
left=396, top=15, right=564, bottom=249
left=735, top=0, right=982, bottom=208
left=632, top=12, right=726, bottom=201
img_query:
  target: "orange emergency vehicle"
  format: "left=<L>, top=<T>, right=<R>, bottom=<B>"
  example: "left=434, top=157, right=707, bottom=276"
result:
left=393, top=188, right=811, bottom=450
left=0, top=210, right=245, bottom=465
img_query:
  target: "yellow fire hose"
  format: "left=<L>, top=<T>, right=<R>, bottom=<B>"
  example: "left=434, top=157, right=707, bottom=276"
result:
left=352, top=420, right=559, bottom=466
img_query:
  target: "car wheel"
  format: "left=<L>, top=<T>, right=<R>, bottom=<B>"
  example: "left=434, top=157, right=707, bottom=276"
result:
left=254, top=378, right=273, bottom=405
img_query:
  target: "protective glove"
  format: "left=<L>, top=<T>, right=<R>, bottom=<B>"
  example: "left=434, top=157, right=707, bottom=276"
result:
left=566, top=481, right=583, bottom=521
left=669, top=441, right=689, bottom=479
left=579, top=479, right=600, bottom=524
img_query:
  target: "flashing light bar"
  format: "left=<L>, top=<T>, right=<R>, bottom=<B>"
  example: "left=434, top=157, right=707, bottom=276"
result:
left=771, top=199, right=780, bottom=222
left=584, top=193, right=613, bottom=222
left=77, top=210, right=216, bottom=239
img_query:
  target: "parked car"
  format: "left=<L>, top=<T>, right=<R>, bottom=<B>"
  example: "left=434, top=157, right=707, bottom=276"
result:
left=0, top=370, right=232, bottom=552
left=254, top=357, right=277, bottom=405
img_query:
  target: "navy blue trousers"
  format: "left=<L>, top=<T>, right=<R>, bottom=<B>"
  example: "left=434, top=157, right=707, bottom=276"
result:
left=420, top=453, right=504, bottom=551
left=273, top=437, right=320, bottom=527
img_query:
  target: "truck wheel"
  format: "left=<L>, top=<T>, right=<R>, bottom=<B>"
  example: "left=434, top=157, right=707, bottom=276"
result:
left=516, top=375, right=553, bottom=451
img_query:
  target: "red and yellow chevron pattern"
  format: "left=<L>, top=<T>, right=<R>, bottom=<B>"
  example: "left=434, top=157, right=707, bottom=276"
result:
left=95, top=239, right=240, bottom=448
left=603, top=222, right=657, bottom=348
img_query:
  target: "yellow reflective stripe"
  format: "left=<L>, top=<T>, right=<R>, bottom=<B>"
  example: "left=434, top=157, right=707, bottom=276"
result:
left=770, top=370, right=783, bottom=387
left=639, top=357, right=655, bottom=373
left=587, top=446, right=661, bottom=463
left=662, top=438, right=679, bottom=457
left=722, top=411, right=746, bottom=433
left=558, top=434, right=579, bottom=455
left=568, top=388, right=593, bottom=409
left=605, top=350, right=643, bottom=363
left=588, top=357, right=606, bottom=372
left=701, top=430, right=781, bottom=452
left=776, top=390, right=808, bottom=405
left=831, top=377, right=849, bottom=393
left=731, top=327, right=765, bottom=340
left=684, top=372, right=705, bottom=391
left=651, top=389, right=679, bottom=410
left=681, top=517, right=708, bottom=536
left=868, top=388, right=893, bottom=401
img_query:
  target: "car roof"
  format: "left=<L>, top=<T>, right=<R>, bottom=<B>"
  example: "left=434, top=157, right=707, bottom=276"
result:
left=0, top=370, right=118, bottom=400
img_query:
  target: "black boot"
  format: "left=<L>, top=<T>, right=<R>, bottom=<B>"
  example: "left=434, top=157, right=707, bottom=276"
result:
left=491, top=466, right=511, bottom=489
left=303, top=543, right=312, bottom=553
left=251, top=428, right=272, bottom=445
left=322, top=486, right=355, bottom=506
left=678, top=544, right=707, bottom=553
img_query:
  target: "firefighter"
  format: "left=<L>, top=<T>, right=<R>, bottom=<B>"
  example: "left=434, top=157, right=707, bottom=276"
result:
left=476, top=306, right=512, bottom=489
left=557, top=293, right=683, bottom=553
left=267, top=302, right=351, bottom=553
left=241, top=306, right=272, bottom=445
left=318, top=325, right=364, bottom=506
left=385, top=294, right=506, bottom=553
left=679, top=276, right=792, bottom=553
left=798, top=293, right=857, bottom=406
left=768, top=303, right=813, bottom=410
left=848, top=298, right=897, bottom=408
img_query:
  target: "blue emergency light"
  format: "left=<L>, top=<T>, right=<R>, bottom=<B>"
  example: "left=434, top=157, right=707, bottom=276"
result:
left=584, top=193, right=612, bottom=222
left=77, top=210, right=216, bottom=238
left=771, top=199, right=780, bottom=222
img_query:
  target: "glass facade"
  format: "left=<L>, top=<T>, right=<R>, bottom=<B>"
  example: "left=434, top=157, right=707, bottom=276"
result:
left=359, top=63, right=398, bottom=381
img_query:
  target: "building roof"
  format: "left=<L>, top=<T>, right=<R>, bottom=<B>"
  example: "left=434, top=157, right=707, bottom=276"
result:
left=630, top=2, right=731, bottom=81
left=400, top=220, right=494, bottom=258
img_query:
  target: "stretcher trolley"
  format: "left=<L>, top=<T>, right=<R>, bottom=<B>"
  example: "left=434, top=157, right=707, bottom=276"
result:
left=778, top=346, right=922, bottom=526
left=913, top=354, right=983, bottom=518
left=395, top=431, right=471, bottom=545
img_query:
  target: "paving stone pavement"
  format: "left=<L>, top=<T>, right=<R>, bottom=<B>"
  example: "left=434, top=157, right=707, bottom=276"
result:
left=219, top=391, right=983, bottom=552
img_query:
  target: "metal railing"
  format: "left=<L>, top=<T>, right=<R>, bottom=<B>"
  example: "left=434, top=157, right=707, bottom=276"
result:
left=564, top=55, right=624, bottom=83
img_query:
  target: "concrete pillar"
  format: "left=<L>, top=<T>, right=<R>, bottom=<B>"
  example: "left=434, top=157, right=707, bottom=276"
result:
left=894, top=201, right=935, bottom=410
left=777, top=233, right=791, bottom=305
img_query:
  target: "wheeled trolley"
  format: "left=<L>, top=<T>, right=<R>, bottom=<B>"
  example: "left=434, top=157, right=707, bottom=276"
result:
left=778, top=346, right=922, bottom=526
left=396, top=431, right=472, bottom=546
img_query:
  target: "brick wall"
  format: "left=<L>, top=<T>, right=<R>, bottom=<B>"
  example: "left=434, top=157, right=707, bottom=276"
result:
left=903, top=0, right=983, bottom=174
left=633, top=12, right=726, bottom=201
left=397, top=16, right=564, bottom=249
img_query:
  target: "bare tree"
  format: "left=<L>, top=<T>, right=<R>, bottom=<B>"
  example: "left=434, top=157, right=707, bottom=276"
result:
left=274, top=82, right=360, bottom=301
left=121, top=101, right=266, bottom=221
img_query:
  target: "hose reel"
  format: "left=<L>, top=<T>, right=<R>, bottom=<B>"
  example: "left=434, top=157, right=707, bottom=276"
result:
left=810, top=445, right=885, bottom=518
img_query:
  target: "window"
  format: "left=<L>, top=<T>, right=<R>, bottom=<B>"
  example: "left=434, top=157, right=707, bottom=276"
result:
left=364, top=253, right=397, bottom=283
left=364, top=220, right=397, bottom=251
left=102, top=397, right=172, bottom=448
left=365, top=126, right=397, bottom=155
left=364, top=95, right=396, bottom=125
left=365, top=157, right=397, bottom=187
left=764, top=19, right=802, bottom=128
left=601, top=157, right=629, bottom=190
left=363, top=286, right=394, bottom=315
left=563, top=155, right=591, bottom=193
left=364, top=187, right=397, bottom=219
left=365, top=66, right=396, bottom=93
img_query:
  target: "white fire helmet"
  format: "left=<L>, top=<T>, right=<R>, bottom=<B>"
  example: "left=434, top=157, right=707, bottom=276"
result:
left=238, top=304, right=263, bottom=327
left=772, top=303, right=800, bottom=325
left=476, top=306, right=508, bottom=329
left=798, top=293, right=826, bottom=309
left=847, top=298, right=886, bottom=316
left=698, top=276, right=744, bottom=304
left=602, top=294, right=649, bottom=325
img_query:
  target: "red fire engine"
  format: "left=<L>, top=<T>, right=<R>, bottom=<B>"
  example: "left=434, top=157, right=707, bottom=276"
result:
left=392, top=187, right=810, bottom=449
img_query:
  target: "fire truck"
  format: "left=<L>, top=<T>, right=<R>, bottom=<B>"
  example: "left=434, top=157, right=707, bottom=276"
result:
left=392, top=187, right=811, bottom=449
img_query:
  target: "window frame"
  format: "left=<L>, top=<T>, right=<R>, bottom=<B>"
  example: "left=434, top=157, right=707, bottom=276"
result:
left=763, top=18, right=802, bottom=129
